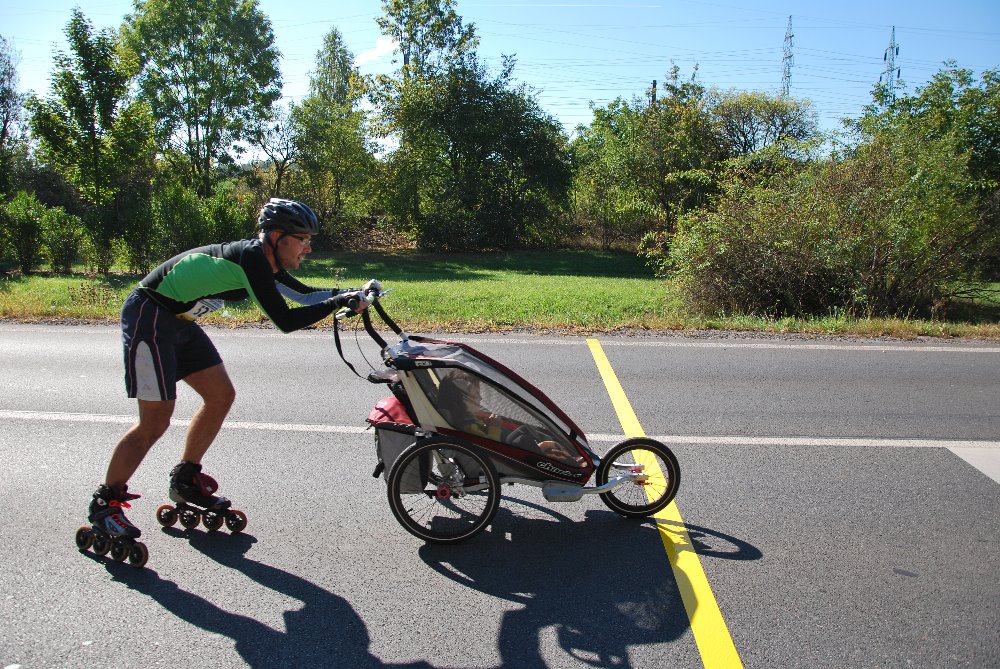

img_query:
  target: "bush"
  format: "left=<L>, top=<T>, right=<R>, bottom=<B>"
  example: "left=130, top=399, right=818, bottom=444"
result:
left=151, top=178, right=209, bottom=259
left=204, top=181, right=256, bottom=242
left=666, top=138, right=987, bottom=318
left=1, top=191, right=46, bottom=274
left=118, top=192, right=156, bottom=275
left=41, top=206, right=86, bottom=273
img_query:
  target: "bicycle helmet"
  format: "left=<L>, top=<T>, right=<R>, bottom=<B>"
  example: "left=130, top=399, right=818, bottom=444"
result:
left=257, top=198, right=321, bottom=235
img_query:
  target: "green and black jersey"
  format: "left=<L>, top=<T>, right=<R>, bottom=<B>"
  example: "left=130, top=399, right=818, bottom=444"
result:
left=137, top=239, right=336, bottom=333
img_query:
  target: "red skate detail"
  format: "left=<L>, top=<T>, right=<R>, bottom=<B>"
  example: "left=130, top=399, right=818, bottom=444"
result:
left=194, top=473, right=219, bottom=496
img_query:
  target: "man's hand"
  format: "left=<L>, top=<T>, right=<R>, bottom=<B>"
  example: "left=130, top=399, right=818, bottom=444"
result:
left=362, top=279, right=383, bottom=296
left=326, top=290, right=368, bottom=313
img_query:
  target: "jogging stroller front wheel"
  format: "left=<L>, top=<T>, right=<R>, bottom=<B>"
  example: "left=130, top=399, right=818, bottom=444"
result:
left=386, top=436, right=501, bottom=544
left=596, top=438, right=680, bottom=518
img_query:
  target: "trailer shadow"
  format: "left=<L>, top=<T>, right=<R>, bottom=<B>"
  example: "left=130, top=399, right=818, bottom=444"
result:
left=418, top=497, right=761, bottom=668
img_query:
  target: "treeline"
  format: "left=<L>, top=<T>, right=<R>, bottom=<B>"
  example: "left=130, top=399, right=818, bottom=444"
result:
left=0, top=0, right=997, bottom=319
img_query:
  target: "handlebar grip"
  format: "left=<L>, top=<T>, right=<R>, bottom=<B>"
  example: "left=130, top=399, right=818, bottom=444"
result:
left=334, top=287, right=390, bottom=321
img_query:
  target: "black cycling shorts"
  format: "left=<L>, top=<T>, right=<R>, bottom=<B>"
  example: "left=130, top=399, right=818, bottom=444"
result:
left=121, top=290, right=223, bottom=401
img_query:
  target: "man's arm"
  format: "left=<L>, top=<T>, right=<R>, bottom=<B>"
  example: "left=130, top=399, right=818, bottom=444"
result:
left=243, top=257, right=339, bottom=333
left=275, top=271, right=339, bottom=306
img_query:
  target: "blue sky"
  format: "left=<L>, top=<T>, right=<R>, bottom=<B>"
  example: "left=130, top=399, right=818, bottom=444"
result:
left=3, top=0, right=998, bottom=137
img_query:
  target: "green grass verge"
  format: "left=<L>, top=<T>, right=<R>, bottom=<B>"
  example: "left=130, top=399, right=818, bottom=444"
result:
left=1, top=250, right=998, bottom=339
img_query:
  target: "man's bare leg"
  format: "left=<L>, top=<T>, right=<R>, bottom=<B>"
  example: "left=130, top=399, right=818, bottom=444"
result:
left=179, top=363, right=236, bottom=465
left=105, top=399, right=175, bottom=487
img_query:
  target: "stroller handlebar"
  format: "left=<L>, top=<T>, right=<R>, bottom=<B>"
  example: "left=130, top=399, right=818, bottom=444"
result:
left=334, top=287, right=393, bottom=320
left=332, top=283, right=404, bottom=377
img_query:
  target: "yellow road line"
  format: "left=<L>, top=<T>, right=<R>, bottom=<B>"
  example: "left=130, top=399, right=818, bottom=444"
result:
left=587, top=339, right=743, bottom=669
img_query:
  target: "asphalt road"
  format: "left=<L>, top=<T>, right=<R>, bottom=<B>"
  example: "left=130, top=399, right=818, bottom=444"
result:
left=1, top=322, right=997, bottom=669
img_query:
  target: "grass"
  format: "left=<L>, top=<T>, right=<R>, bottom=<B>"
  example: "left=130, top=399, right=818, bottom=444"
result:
left=2, top=250, right=998, bottom=339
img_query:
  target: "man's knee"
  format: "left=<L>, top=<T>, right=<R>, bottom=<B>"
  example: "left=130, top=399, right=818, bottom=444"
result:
left=185, top=364, right=236, bottom=410
left=214, top=383, right=236, bottom=410
left=136, top=403, right=173, bottom=441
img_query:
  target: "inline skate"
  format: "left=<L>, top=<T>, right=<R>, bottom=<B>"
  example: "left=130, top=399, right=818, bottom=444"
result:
left=76, top=484, right=149, bottom=568
left=155, top=461, right=247, bottom=533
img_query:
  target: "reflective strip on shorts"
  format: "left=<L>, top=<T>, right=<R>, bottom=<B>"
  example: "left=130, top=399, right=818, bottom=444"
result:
left=133, top=340, right=166, bottom=401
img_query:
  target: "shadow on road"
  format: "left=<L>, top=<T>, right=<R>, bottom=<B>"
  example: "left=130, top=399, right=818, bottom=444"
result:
left=418, top=497, right=762, bottom=669
left=95, top=502, right=761, bottom=669
left=658, top=519, right=764, bottom=562
left=106, top=530, right=432, bottom=669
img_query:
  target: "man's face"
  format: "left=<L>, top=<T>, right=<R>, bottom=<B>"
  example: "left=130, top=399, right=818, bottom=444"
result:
left=276, top=232, right=312, bottom=270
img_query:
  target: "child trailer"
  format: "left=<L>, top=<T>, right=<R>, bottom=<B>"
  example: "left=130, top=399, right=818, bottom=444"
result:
left=337, top=289, right=680, bottom=544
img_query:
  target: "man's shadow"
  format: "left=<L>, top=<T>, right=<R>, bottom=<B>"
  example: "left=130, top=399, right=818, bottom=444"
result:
left=105, top=530, right=432, bottom=669
left=419, top=497, right=761, bottom=669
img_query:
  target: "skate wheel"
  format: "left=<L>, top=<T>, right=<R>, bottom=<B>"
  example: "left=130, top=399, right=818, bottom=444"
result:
left=128, top=542, right=149, bottom=568
left=156, top=504, right=178, bottom=528
left=202, top=511, right=224, bottom=532
left=178, top=508, right=201, bottom=529
left=92, top=533, right=111, bottom=556
left=75, top=526, right=94, bottom=551
left=110, top=540, right=129, bottom=562
left=225, top=509, right=247, bottom=534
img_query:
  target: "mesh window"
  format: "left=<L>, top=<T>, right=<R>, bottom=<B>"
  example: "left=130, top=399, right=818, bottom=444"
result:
left=417, top=368, right=583, bottom=467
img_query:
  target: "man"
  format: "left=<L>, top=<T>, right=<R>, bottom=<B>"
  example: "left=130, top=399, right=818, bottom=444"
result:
left=86, top=198, right=377, bottom=542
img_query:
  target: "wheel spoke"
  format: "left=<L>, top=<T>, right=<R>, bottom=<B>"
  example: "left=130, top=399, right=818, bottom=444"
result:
left=388, top=437, right=500, bottom=544
left=597, top=439, right=680, bottom=518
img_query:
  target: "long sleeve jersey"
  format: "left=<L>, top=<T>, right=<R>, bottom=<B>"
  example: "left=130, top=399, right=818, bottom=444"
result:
left=137, top=238, right=336, bottom=333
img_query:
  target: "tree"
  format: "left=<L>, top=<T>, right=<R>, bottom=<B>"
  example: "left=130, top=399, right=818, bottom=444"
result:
left=850, top=62, right=1000, bottom=278
left=709, top=89, right=818, bottom=157
left=661, top=62, right=999, bottom=318
left=0, top=191, right=46, bottom=274
left=254, top=104, right=297, bottom=196
left=27, top=8, right=156, bottom=271
left=392, top=55, right=571, bottom=250
left=572, top=65, right=724, bottom=249
left=644, top=67, right=725, bottom=228
left=376, top=0, right=477, bottom=79
left=665, top=135, right=984, bottom=318
left=374, top=0, right=480, bottom=237
left=0, top=35, right=27, bottom=196
left=571, top=99, right=661, bottom=249
left=123, top=0, right=281, bottom=196
left=291, top=28, right=374, bottom=234
left=27, top=9, right=130, bottom=207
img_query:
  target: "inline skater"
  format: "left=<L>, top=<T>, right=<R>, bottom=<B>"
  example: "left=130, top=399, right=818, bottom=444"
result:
left=80, top=198, right=378, bottom=564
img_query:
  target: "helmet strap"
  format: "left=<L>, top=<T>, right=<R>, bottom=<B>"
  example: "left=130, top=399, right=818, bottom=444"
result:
left=264, top=229, right=287, bottom=273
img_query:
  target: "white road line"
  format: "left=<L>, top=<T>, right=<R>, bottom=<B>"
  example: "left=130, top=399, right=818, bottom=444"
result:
left=385, top=335, right=1000, bottom=354
left=0, top=409, right=367, bottom=434
left=3, top=410, right=996, bottom=450
left=587, top=340, right=1000, bottom=354
left=2, top=324, right=998, bottom=353
left=587, top=433, right=1000, bottom=448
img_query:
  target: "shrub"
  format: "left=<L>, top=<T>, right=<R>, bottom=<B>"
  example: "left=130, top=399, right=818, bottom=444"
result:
left=1, top=191, right=46, bottom=274
left=151, top=178, right=209, bottom=259
left=118, top=193, right=156, bottom=275
left=667, top=138, right=986, bottom=318
left=204, top=181, right=256, bottom=242
left=41, top=206, right=86, bottom=273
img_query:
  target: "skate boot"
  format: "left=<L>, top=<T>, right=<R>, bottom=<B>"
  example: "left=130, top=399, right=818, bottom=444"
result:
left=75, top=484, right=149, bottom=568
left=155, top=461, right=247, bottom=533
